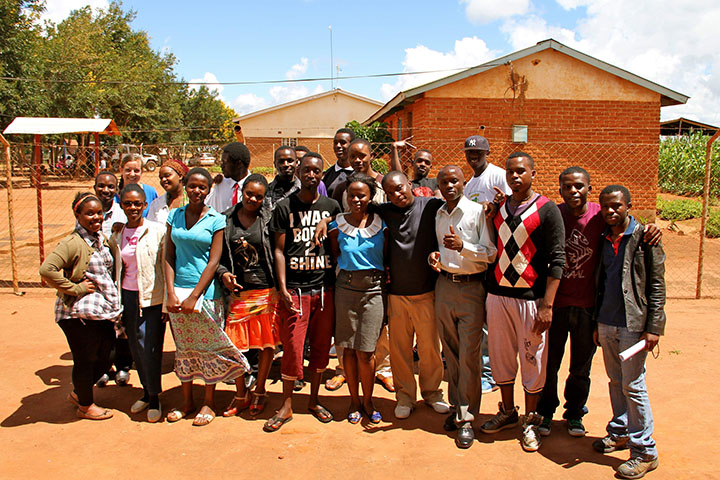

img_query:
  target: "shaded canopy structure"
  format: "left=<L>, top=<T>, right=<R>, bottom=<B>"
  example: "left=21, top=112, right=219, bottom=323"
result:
left=660, top=117, right=718, bottom=136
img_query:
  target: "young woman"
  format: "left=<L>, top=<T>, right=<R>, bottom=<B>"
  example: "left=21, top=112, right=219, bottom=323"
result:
left=39, top=193, right=123, bottom=420
left=164, top=167, right=249, bottom=426
left=110, top=184, right=167, bottom=423
left=218, top=174, right=281, bottom=417
left=146, top=159, right=188, bottom=225
left=117, top=153, right=159, bottom=217
left=328, top=173, right=387, bottom=424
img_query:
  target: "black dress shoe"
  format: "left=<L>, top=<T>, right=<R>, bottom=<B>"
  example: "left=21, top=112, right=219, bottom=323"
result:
left=455, top=422, right=474, bottom=449
left=443, top=413, right=458, bottom=432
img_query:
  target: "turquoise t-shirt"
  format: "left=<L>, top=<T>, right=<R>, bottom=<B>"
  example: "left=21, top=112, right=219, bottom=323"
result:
left=167, top=206, right=226, bottom=299
left=329, top=213, right=385, bottom=272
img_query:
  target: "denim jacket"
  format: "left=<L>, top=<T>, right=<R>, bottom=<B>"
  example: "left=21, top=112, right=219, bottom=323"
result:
left=595, top=220, right=667, bottom=335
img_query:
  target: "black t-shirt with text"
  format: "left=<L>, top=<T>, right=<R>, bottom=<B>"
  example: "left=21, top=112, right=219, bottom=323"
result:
left=270, top=193, right=341, bottom=289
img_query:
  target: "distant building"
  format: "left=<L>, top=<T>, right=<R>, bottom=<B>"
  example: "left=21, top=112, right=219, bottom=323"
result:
left=365, top=39, right=689, bottom=219
left=233, top=89, right=382, bottom=169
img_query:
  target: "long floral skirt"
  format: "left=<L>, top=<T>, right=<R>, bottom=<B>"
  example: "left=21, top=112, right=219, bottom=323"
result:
left=169, top=299, right=250, bottom=384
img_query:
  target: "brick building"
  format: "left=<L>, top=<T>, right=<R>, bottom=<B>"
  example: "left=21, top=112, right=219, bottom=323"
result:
left=233, top=89, right=382, bottom=170
left=365, top=39, right=689, bottom=219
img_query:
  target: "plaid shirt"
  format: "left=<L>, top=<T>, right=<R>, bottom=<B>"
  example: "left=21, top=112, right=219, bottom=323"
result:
left=54, top=225, right=123, bottom=323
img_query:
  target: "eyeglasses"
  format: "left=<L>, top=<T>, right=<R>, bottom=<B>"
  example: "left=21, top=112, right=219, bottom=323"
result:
left=121, top=201, right=145, bottom=208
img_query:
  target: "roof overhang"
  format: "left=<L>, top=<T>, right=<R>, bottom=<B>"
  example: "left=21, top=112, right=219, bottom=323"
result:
left=3, top=117, right=121, bottom=136
left=660, top=117, right=718, bottom=136
left=365, top=39, right=690, bottom=125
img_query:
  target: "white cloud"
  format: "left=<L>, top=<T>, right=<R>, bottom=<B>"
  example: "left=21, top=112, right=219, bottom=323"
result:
left=380, top=37, right=498, bottom=101
left=499, top=0, right=720, bottom=123
left=286, top=58, right=309, bottom=80
left=232, top=94, right=267, bottom=115
left=461, top=0, right=531, bottom=24
left=189, top=72, right=225, bottom=101
left=41, top=0, right=109, bottom=24
left=267, top=57, right=323, bottom=105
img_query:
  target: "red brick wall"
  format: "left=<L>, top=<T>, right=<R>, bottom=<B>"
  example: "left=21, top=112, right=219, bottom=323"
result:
left=244, top=137, right=335, bottom=171
left=381, top=97, right=660, bottom=218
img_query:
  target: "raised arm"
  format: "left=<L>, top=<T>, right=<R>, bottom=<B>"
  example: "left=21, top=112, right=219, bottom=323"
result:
left=163, top=224, right=180, bottom=313
left=274, top=231, right=299, bottom=313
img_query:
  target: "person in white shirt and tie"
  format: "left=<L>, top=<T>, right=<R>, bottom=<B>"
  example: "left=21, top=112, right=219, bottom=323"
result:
left=206, top=142, right=252, bottom=214
left=429, top=165, right=497, bottom=449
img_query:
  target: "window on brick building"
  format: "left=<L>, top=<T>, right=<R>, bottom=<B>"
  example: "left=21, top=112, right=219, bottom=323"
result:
left=281, top=138, right=298, bottom=147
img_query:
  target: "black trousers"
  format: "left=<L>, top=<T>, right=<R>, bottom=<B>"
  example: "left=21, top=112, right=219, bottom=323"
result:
left=537, top=306, right=597, bottom=420
left=58, top=318, right=116, bottom=406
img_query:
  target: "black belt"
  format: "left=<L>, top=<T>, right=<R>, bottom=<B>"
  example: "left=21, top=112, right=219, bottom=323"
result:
left=440, top=270, right=486, bottom=283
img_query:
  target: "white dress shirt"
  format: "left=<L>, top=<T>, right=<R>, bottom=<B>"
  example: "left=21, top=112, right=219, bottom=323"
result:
left=435, top=196, right=497, bottom=274
left=205, top=173, right=250, bottom=214
left=101, top=201, right=127, bottom=239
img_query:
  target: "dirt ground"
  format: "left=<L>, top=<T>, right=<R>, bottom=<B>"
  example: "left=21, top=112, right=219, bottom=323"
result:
left=0, top=288, right=717, bottom=479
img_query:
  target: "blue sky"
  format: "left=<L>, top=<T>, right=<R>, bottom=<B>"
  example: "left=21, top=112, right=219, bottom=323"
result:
left=44, top=0, right=720, bottom=123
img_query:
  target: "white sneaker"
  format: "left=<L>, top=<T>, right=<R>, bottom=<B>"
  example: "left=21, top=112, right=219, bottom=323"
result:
left=394, top=404, right=413, bottom=419
left=521, top=412, right=543, bottom=452
left=429, top=400, right=450, bottom=414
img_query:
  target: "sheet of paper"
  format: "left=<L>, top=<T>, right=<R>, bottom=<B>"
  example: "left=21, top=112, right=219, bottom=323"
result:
left=619, top=339, right=647, bottom=361
left=174, top=287, right=203, bottom=313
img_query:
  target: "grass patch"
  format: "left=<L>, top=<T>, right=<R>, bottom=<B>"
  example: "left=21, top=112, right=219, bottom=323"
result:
left=656, top=196, right=703, bottom=221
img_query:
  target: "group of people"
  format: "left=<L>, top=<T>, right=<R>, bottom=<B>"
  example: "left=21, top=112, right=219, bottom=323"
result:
left=39, top=129, right=667, bottom=480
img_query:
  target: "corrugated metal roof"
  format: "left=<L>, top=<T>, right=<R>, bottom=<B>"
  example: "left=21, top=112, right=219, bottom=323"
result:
left=365, top=39, right=690, bottom=124
left=3, top=117, right=121, bottom=135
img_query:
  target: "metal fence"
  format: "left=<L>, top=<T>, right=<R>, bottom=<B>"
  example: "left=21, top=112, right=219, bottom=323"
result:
left=1, top=131, right=718, bottom=298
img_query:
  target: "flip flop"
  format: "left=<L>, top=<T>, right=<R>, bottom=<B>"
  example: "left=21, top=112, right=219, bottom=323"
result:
left=192, top=406, right=216, bottom=426
left=308, top=404, right=333, bottom=423
left=166, top=407, right=195, bottom=423
left=263, top=413, right=293, bottom=432
left=76, top=407, right=113, bottom=420
left=347, top=410, right=362, bottom=424
left=325, top=374, right=346, bottom=391
left=367, top=409, right=382, bottom=424
left=223, top=394, right=251, bottom=417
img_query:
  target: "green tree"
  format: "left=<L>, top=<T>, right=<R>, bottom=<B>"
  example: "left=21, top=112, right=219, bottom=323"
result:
left=345, top=120, right=394, bottom=173
left=182, top=85, right=238, bottom=143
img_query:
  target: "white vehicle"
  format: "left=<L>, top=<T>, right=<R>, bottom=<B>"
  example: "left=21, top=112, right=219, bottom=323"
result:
left=110, top=144, right=160, bottom=172
left=189, top=152, right=216, bottom=167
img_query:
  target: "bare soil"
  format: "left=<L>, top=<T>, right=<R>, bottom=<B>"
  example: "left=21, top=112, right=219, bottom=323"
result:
left=0, top=288, right=717, bottom=479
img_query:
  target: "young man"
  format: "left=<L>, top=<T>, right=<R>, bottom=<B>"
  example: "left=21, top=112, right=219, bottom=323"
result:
left=462, top=134, right=511, bottom=394
left=206, top=142, right=251, bottom=214
left=593, top=185, right=665, bottom=480
left=295, top=146, right=328, bottom=197
left=379, top=171, right=448, bottom=420
left=428, top=165, right=497, bottom=449
left=322, top=128, right=355, bottom=198
left=94, top=171, right=126, bottom=238
left=537, top=168, right=662, bottom=438
left=481, top=152, right=565, bottom=453
left=266, top=146, right=300, bottom=211
left=390, top=141, right=440, bottom=197
left=93, top=170, right=131, bottom=387
left=268, top=154, right=341, bottom=432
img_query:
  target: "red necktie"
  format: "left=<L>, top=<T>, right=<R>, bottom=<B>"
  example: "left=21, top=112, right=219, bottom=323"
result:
left=232, top=182, right=240, bottom=205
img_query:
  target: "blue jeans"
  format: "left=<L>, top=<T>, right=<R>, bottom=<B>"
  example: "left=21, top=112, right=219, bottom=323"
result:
left=597, top=323, right=657, bottom=460
left=122, top=290, right=166, bottom=396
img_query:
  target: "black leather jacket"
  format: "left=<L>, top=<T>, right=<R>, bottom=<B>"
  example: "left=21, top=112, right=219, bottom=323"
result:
left=595, top=220, right=667, bottom=335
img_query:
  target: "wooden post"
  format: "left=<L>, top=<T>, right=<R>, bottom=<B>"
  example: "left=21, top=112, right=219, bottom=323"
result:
left=696, top=129, right=720, bottom=298
left=34, top=134, right=45, bottom=268
left=94, top=132, right=100, bottom=177
left=0, top=134, right=21, bottom=294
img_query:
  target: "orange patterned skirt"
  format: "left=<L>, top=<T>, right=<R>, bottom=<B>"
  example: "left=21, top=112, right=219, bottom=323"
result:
left=225, top=288, right=281, bottom=351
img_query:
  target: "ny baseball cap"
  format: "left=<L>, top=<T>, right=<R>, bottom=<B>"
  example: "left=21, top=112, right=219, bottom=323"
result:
left=463, top=135, right=490, bottom=151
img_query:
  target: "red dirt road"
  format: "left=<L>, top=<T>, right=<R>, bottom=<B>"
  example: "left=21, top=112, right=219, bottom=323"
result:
left=0, top=289, right=717, bottom=479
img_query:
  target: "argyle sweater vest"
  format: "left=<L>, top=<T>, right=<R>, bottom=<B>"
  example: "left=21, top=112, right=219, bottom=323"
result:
left=488, top=195, right=566, bottom=300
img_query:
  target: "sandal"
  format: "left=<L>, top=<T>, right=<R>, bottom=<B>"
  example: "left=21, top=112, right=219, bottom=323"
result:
left=308, top=404, right=333, bottom=423
left=325, top=374, right=346, bottom=391
left=166, top=407, right=195, bottom=423
left=376, top=375, right=395, bottom=393
left=223, top=393, right=251, bottom=417
left=347, top=410, right=362, bottom=424
left=367, top=409, right=382, bottom=424
left=249, top=392, right=268, bottom=416
left=192, top=406, right=216, bottom=427
left=76, top=406, right=113, bottom=420
left=67, top=391, right=81, bottom=408
left=263, top=413, right=293, bottom=432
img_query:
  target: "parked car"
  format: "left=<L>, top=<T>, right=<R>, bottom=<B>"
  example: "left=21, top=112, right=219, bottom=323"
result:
left=189, top=152, right=216, bottom=167
left=110, top=144, right=160, bottom=172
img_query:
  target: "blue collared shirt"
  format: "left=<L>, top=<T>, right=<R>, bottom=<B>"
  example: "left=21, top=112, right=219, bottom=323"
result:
left=597, top=216, right=636, bottom=326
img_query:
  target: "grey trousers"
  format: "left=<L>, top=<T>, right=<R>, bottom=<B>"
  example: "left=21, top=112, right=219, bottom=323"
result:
left=435, top=275, right=485, bottom=423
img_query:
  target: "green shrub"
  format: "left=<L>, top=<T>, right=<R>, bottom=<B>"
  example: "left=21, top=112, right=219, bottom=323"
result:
left=656, top=197, right=703, bottom=221
left=706, top=210, right=720, bottom=238
left=252, top=166, right=274, bottom=176
left=372, top=158, right=389, bottom=175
